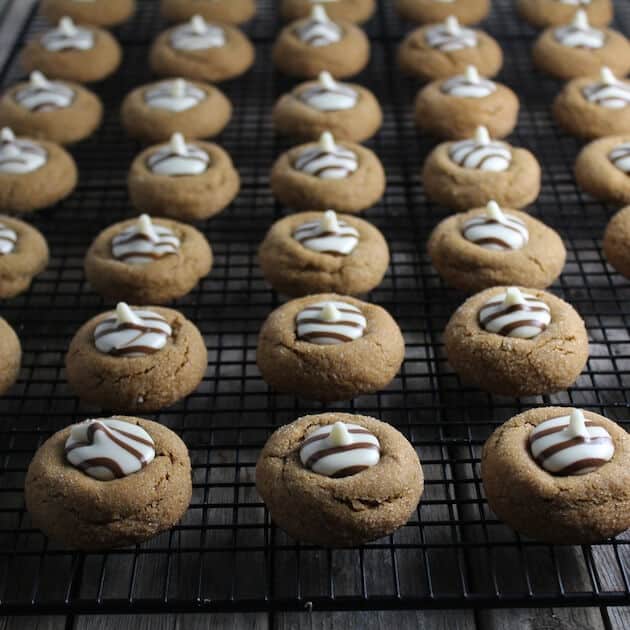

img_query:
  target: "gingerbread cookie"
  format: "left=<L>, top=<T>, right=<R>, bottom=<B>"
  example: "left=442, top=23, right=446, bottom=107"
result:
left=121, top=78, right=231, bottom=143
left=25, top=416, right=192, bottom=550
left=0, top=216, right=49, bottom=298
left=272, top=6, right=370, bottom=79
left=532, top=10, right=630, bottom=80
left=149, top=15, right=255, bottom=83
left=482, top=407, right=630, bottom=543
left=553, top=67, right=630, bottom=139
left=258, top=210, right=389, bottom=296
left=428, top=201, right=566, bottom=292
left=0, top=127, right=77, bottom=214
left=21, top=17, right=122, bottom=84
left=280, top=0, right=376, bottom=23
left=40, top=0, right=136, bottom=27
left=128, top=132, right=240, bottom=221
left=398, top=16, right=503, bottom=81
left=395, top=0, right=491, bottom=25
left=517, top=0, right=613, bottom=28
left=574, top=134, right=630, bottom=206
left=0, top=71, right=103, bottom=145
left=0, top=317, right=20, bottom=396
left=414, top=65, right=519, bottom=140
left=84, top=214, right=212, bottom=304
left=256, top=413, right=423, bottom=546
left=272, top=71, right=382, bottom=143
left=66, top=302, right=207, bottom=412
left=270, top=131, right=385, bottom=213
left=257, top=294, right=405, bottom=401
left=161, top=0, right=256, bottom=24
left=444, top=286, right=589, bottom=397
left=603, top=206, right=630, bottom=280
left=422, top=126, right=541, bottom=211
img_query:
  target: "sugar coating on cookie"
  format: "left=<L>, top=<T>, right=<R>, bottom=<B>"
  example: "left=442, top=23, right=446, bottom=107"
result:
left=425, top=16, right=477, bottom=51
left=144, top=78, right=206, bottom=112
left=146, top=132, right=210, bottom=176
left=449, top=126, right=512, bottom=172
left=293, top=131, right=358, bottom=179
left=528, top=408, right=615, bottom=476
left=112, top=214, right=181, bottom=265
left=14, top=71, right=75, bottom=111
left=0, top=222, right=17, bottom=255
left=478, top=287, right=551, bottom=338
left=0, top=127, right=47, bottom=174
left=296, top=300, right=367, bottom=344
left=292, top=210, right=359, bottom=255
left=170, top=15, right=226, bottom=50
left=41, top=16, right=95, bottom=51
left=94, top=302, right=173, bottom=356
left=462, top=201, right=529, bottom=251
left=65, top=418, right=156, bottom=481
left=441, top=65, right=497, bottom=99
left=295, top=6, right=342, bottom=47
left=609, top=142, right=630, bottom=173
left=299, top=421, right=381, bottom=477
left=554, top=10, right=604, bottom=48
left=582, top=67, right=630, bottom=109
left=299, top=71, right=359, bottom=111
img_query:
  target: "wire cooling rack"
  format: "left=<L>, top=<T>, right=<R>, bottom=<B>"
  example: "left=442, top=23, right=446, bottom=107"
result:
left=0, top=0, right=630, bottom=616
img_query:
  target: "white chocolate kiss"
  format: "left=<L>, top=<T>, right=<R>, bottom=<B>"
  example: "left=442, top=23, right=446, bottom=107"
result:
left=0, top=221, right=17, bottom=255
left=296, top=300, right=367, bottom=345
left=171, top=15, right=226, bottom=51
left=449, top=126, right=512, bottom=172
left=15, top=71, right=75, bottom=112
left=554, top=10, right=605, bottom=49
left=293, top=210, right=359, bottom=255
left=425, top=16, right=478, bottom=52
left=293, top=131, right=358, bottom=179
left=65, top=418, right=156, bottom=481
left=144, top=79, right=206, bottom=112
left=478, top=287, right=551, bottom=339
left=0, top=127, right=47, bottom=174
left=296, top=5, right=342, bottom=47
left=299, top=421, right=381, bottom=478
left=299, top=71, right=359, bottom=111
left=529, top=409, right=614, bottom=476
left=146, top=132, right=210, bottom=176
left=609, top=142, right=630, bottom=173
left=441, top=66, right=497, bottom=99
left=582, top=67, right=630, bottom=109
left=41, top=17, right=95, bottom=52
left=94, top=302, right=172, bottom=357
left=112, top=214, right=180, bottom=265
left=462, top=201, right=529, bottom=251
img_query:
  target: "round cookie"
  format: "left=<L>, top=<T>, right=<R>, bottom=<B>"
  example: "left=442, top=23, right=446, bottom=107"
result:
left=0, top=71, right=103, bottom=145
left=517, top=0, right=613, bottom=29
left=0, top=317, right=20, bottom=396
left=258, top=210, right=389, bottom=296
left=0, top=216, right=49, bottom=298
left=532, top=11, right=630, bottom=81
left=444, top=286, right=589, bottom=397
left=280, top=0, right=376, bottom=23
left=272, top=71, right=382, bottom=143
left=414, top=65, right=519, bottom=140
left=398, top=16, right=503, bottom=81
left=149, top=16, right=255, bottom=83
left=127, top=133, right=240, bottom=222
left=574, top=134, right=630, bottom=206
left=422, top=126, right=541, bottom=211
left=395, top=0, right=491, bottom=25
left=603, top=206, right=630, bottom=280
left=256, top=413, right=423, bottom=547
left=121, top=78, right=231, bottom=144
left=25, top=416, right=192, bottom=550
left=40, top=0, right=136, bottom=27
left=0, top=127, right=78, bottom=214
left=66, top=303, right=207, bottom=412
left=482, top=407, right=630, bottom=543
left=428, top=201, right=566, bottom=292
left=84, top=214, right=212, bottom=304
left=270, top=132, right=385, bottom=214
left=161, top=0, right=256, bottom=24
left=257, top=294, right=405, bottom=402
left=272, top=6, right=370, bottom=79
left=21, top=17, right=122, bottom=84
left=553, top=67, right=630, bottom=140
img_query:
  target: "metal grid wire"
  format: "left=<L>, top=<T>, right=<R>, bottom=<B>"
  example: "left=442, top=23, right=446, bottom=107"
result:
left=0, top=0, right=629, bottom=615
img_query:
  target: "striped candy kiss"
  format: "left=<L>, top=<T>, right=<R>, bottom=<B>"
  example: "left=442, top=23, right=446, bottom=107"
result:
left=15, top=71, right=74, bottom=112
left=449, top=127, right=512, bottom=172
left=41, top=17, right=94, bottom=52
left=295, top=6, right=342, bottom=48
left=296, top=301, right=366, bottom=345
left=425, top=16, right=478, bottom=52
left=0, top=222, right=17, bottom=255
left=293, top=131, right=358, bottom=180
left=462, top=201, right=529, bottom=251
left=441, top=66, right=497, bottom=99
left=582, top=67, right=630, bottom=110
left=609, top=143, right=630, bottom=174
left=170, top=15, right=226, bottom=51
left=529, top=409, right=614, bottom=476
left=299, top=71, right=358, bottom=112
left=0, top=128, right=47, bottom=175
left=293, top=210, right=359, bottom=256
left=554, top=10, right=604, bottom=49
left=147, top=132, right=210, bottom=176
left=112, top=214, right=180, bottom=265
left=144, top=79, right=206, bottom=112
left=300, top=421, right=381, bottom=478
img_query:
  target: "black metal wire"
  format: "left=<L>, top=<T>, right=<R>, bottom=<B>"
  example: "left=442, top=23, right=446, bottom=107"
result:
left=0, top=0, right=629, bottom=616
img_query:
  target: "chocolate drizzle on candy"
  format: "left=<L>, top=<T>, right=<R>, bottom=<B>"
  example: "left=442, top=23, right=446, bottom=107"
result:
left=554, top=10, right=605, bottom=49
left=462, top=201, right=529, bottom=251
left=15, top=71, right=75, bottom=112
left=146, top=132, right=210, bottom=176
left=299, top=71, right=359, bottom=112
left=170, top=15, right=226, bottom=51
left=144, top=79, right=206, bottom=112
left=609, top=142, right=630, bottom=174
left=293, top=210, right=359, bottom=256
left=441, top=65, right=497, bottom=99
left=94, top=302, right=172, bottom=357
left=449, top=126, right=512, bottom=172
left=425, top=16, right=478, bottom=52
left=0, top=222, right=17, bottom=255
left=0, top=127, right=47, bottom=175
left=296, top=300, right=367, bottom=345
left=299, top=421, right=381, bottom=478
left=582, top=67, right=630, bottom=109
left=479, top=287, right=551, bottom=339
left=293, top=131, right=358, bottom=179
left=529, top=409, right=614, bottom=476
left=295, top=5, right=342, bottom=47
left=112, top=214, right=180, bottom=265
left=41, top=17, right=95, bottom=52
left=65, top=418, right=156, bottom=481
